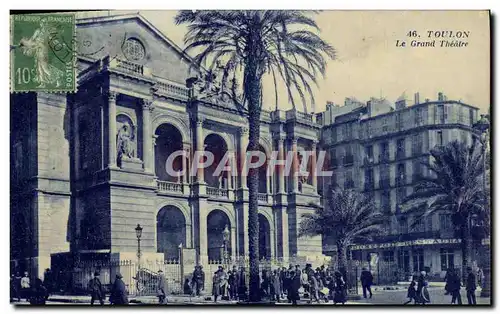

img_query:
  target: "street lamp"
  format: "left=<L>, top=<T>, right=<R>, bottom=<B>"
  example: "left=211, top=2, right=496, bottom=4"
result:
left=473, top=114, right=490, bottom=298
left=135, top=224, right=143, bottom=267
left=222, top=224, right=230, bottom=267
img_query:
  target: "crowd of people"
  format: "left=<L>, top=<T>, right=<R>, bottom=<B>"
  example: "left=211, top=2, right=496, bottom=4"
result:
left=442, top=266, right=480, bottom=305
left=186, top=263, right=350, bottom=304
left=404, top=267, right=480, bottom=305
left=10, top=263, right=484, bottom=305
left=10, top=270, right=50, bottom=305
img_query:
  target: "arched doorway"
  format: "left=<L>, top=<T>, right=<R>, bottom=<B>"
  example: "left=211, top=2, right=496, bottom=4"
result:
left=207, top=209, right=231, bottom=261
left=157, top=205, right=186, bottom=260
left=204, top=134, right=229, bottom=188
left=259, top=214, right=271, bottom=259
left=155, top=124, right=183, bottom=182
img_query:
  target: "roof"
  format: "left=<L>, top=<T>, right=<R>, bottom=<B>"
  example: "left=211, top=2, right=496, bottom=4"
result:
left=76, top=12, right=202, bottom=71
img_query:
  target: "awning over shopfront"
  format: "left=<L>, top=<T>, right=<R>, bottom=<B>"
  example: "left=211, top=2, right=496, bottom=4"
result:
left=350, top=238, right=461, bottom=251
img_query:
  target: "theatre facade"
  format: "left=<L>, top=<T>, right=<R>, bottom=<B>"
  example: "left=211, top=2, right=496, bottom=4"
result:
left=10, top=13, right=325, bottom=278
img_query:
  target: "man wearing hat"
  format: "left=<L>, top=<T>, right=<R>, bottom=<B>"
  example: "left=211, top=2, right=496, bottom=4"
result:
left=87, top=271, right=104, bottom=305
left=109, top=273, right=128, bottom=305
left=157, top=270, right=167, bottom=304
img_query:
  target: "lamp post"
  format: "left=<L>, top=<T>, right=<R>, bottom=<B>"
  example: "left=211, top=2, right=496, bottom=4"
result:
left=135, top=224, right=143, bottom=267
left=473, top=114, right=490, bottom=298
left=222, top=224, right=230, bottom=268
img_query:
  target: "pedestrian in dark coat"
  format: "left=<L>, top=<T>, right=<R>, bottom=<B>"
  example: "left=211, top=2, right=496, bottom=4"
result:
left=444, top=268, right=452, bottom=295
left=416, top=271, right=430, bottom=304
left=289, top=271, right=301, bottom=305
left=466, top=267, right=477, bottom=305
left=109, top=273, right=128, bottom=305
left=237, top=267, right=247, bottom=301
left=157, top=270, right=167, bottom=304
left=212, top=271, right=221, bottom=302
left=10, top=274, right=21, bottom=302
left=43, top=268, right=53, bottom=299
left=192, top=266, right=203, bottom=296
left=184, top=278, right=192, bottom=295
left=87, top=271, right=104, bottom=305
left=279, top=267, right=286, bottom=298
left=228, top=270, right=236, bottom=300
left=448, top=269, right=462, bottom=304
left=29, top=278, right=47, bottom=305
left=404, top=276, right=417, bottom=305
left=333, top=271, right=347, bottom=305
left=360, top=268, right=373, bottom=298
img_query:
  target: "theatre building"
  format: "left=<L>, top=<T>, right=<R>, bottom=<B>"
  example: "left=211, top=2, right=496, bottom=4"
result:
left=10, top=13, right=325, bottom=279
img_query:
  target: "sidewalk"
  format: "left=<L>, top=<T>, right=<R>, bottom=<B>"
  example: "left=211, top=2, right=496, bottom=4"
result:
left=47, top=294, right=239, bottom=305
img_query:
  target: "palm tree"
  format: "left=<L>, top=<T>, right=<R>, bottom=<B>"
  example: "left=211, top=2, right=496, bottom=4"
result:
left=299, top=187, right=384, bottom=285
left=404, top=140, right=487, bottom=280
left=175, top=11, right=335, bottom=302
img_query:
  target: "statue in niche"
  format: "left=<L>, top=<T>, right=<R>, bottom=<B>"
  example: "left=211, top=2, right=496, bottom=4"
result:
left=297, top=152, right=309, bottom=184
left=116, top=122, right=136, bottom=162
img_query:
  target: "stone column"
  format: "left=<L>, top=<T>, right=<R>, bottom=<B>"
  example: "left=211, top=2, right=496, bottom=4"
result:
left=291, top=137, right=299, bottom=193
left=195, top=118, right=204, bottom=183
left=311, top=141, right=318, bottom=190
left=239, top=127, right=249, bottom=189
left=182, top=143, right=190, bottom=184
left=107, top=91, right=118, bottom=168
left=227, top=150, right=233, bottom=190
left=142, top=100, right=154, bottom=173
left=277, top=137, right=285, bottom=194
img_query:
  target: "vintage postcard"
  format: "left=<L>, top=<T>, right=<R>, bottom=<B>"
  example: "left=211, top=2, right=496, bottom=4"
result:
left=9, top=10, right=491, bottom=306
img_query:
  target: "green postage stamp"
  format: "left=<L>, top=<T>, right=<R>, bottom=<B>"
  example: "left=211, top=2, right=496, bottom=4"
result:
left=10, top=14, right=76, bottom=92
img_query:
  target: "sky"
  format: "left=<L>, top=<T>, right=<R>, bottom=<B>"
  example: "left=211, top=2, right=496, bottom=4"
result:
left=136, top=10, right=490, bottom=113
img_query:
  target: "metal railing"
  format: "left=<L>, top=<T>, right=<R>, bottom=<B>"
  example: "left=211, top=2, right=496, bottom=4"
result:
left=157, top=180, right=183, bottom=193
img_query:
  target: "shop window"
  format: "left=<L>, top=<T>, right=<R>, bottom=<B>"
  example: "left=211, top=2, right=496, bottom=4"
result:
left=398, top=250, right=410, bottom=273
left=412, top=249, right=425, bottom=272
left=382, top=251, right=395, bottom=262
left=440, top=249, right=455, bottom=271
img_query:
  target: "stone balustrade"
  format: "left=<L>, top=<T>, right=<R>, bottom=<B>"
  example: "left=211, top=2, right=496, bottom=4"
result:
left=157, top=180, right=183, bottom=193
left=206, top=186, right=229, bottom=198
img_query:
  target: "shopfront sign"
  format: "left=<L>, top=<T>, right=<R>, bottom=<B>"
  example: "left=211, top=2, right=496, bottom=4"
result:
left=350, top=238, right=461, bottom=251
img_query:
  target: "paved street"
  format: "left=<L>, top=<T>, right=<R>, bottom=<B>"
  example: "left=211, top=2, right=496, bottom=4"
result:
left=10, top=287, right=491, bottom=306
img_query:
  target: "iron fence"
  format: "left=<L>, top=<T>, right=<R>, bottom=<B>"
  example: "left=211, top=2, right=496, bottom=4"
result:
left=54, top=259, right=182, bottom=296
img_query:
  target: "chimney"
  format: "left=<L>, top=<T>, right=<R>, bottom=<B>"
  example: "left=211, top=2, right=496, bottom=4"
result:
left=438, top=92, right=444, bottom=101
left=425, top=98, right=430, bottom=103
left=414, top=92, right=420, bottom=105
